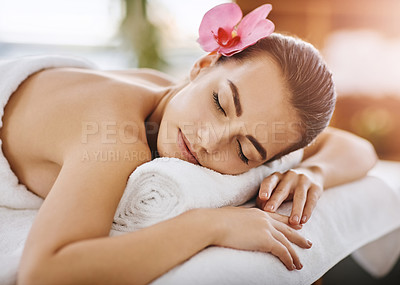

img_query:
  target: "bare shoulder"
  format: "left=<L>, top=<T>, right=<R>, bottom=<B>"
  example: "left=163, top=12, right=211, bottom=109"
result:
left=302, top=127, right=376, bottom=160
left=109, top=68, right=178, bottom=87
left=302, top=127, right=340, bottom=159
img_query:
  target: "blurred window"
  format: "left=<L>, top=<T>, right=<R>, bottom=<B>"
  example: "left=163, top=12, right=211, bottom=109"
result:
left=0, top=0, right=124, bottom=46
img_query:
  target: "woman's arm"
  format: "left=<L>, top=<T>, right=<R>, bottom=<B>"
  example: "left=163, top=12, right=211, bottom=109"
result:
left=300, top=127, right=378, bottom=188
left=18, top=144, right=310, bottom=285
left=257, top=127, right=378, bottom=224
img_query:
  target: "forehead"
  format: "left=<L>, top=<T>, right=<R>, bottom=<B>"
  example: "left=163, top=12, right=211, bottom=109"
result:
left=223, top=55, right=287, bottom=113
left=216, top=56, right=301, bottom=158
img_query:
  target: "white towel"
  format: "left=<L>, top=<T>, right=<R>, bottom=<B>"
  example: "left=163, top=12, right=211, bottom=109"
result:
left=111, top=151, right=303, bottom=234
left=0, top=54, right=95, bottom=285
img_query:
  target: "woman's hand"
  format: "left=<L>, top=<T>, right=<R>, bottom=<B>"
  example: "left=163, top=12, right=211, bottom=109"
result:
left=256, top=167, right=324, bottom=225
left=210, top=207, right=312, bottom=271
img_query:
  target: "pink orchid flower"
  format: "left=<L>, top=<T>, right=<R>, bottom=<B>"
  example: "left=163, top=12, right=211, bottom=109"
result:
left=198, top=3, right=275, bottom=56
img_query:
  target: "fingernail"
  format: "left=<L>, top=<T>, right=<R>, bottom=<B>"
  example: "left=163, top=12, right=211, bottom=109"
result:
left=266, top=204, right=274, bottom=211
left=298, top=263, right=303, bottom=270
left=307, top=240, right=313, bottom=247
left=262, top=192, right=269, bottom=199
left=292, top=264, right=296, bottom=270
left=301, top=216, right=307, bottom=223
left=292, top=215, right=299, bottom=223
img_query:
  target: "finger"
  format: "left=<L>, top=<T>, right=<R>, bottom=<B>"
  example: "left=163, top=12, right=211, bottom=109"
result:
left=272, top=229, right=302, bottom=270
left=289, top=176, right=310, bottom=225
left=269, top=237, right=295, bottom=271
left=268, top=212, right=302, bottom=230
left=301, top=185, right=322, bottom=224
left=273, top=220, right=312, bottom=249
left=284, top=192, right=294, bottom=202
left=258, top=173, right=281, bottom=200
left=264, top=172, right=296, bottom=212
left=256, top=196, right=267, bottom=210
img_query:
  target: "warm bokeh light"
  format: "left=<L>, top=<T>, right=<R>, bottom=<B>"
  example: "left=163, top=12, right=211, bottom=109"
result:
left=236, top=0, right=400, bottom=161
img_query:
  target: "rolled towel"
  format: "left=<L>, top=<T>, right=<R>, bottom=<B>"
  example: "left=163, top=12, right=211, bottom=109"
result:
left=111, top=149, right=303, bottom=234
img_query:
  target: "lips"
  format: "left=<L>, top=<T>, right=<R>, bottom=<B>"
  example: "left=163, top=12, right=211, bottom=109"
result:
left=177, top=129, right=200, bottom=165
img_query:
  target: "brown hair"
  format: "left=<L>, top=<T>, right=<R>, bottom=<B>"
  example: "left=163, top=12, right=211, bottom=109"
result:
left=217, top=33, right=336, bottom=161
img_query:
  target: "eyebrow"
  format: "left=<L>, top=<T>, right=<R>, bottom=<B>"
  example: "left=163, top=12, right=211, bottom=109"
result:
left=227, top=79, right=242, bottom=117
left=246, top=135, right=267, bottom=161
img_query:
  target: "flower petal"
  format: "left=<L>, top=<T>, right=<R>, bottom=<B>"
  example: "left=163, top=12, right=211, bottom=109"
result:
left=197, top=32, right=221, bottom=52
left=198, top=3, right=242, bottom=52
left=221, top=20, right=275, bottom=55
left=200, top=3, right=243, bottom=34
left=217, top=27, right=230, bottom=45
left=217, top=48, right=239, bottom=57
left=237, top=4, right=273, bottom=37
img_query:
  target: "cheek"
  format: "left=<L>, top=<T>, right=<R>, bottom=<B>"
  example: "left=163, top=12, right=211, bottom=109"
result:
left=207, top=160, right=250, bottom=175
left=200, top=145, right=251, bottom=175
left=170, top=90, right=212, bottom=125
left=171, top=84, right=200, bottom=109
left=157, top=95, right=205, bottom=154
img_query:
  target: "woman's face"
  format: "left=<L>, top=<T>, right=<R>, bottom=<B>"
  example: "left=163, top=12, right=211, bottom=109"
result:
left=157, top=54, right=301, bottom=174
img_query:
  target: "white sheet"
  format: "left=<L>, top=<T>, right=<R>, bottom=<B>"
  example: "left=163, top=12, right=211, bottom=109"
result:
left=351, top=160, right=400, bottom=277
left=151, top=175, right=400, bottom=285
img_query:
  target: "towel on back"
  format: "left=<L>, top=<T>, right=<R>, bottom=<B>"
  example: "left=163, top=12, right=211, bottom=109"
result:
left=0, top=54, right=95, bottom=285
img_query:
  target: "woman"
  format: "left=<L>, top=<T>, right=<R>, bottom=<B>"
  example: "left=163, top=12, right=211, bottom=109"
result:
left=1, top=29, right=376, bottom=284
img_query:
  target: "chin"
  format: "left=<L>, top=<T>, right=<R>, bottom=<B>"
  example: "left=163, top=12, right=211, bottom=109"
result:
left=156, top=129, right=176, bottom=157
left=156, top=143, right=179, bottom=160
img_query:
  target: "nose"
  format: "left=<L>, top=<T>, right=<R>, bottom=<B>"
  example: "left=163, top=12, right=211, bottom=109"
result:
left=195, top=121, right=231, bottom=154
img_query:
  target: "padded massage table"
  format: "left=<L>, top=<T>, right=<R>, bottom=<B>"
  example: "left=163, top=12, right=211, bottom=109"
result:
left=150, top=160, right=400, bottom=285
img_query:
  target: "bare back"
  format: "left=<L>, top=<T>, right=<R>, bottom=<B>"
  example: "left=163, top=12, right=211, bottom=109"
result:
left=0, top=67, right=173, bottom=198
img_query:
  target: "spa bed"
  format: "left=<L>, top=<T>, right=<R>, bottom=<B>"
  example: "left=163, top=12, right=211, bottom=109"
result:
left=149, top=160, right=400, bottom=285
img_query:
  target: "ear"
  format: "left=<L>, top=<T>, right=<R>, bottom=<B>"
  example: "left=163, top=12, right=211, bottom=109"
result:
left=189, top=53, right=222, bottom=81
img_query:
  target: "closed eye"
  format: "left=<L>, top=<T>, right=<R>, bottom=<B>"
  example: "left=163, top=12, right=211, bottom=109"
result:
left=212, top=91, right=226, bottom=116
left=236, top=139, right=249, bottom=165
